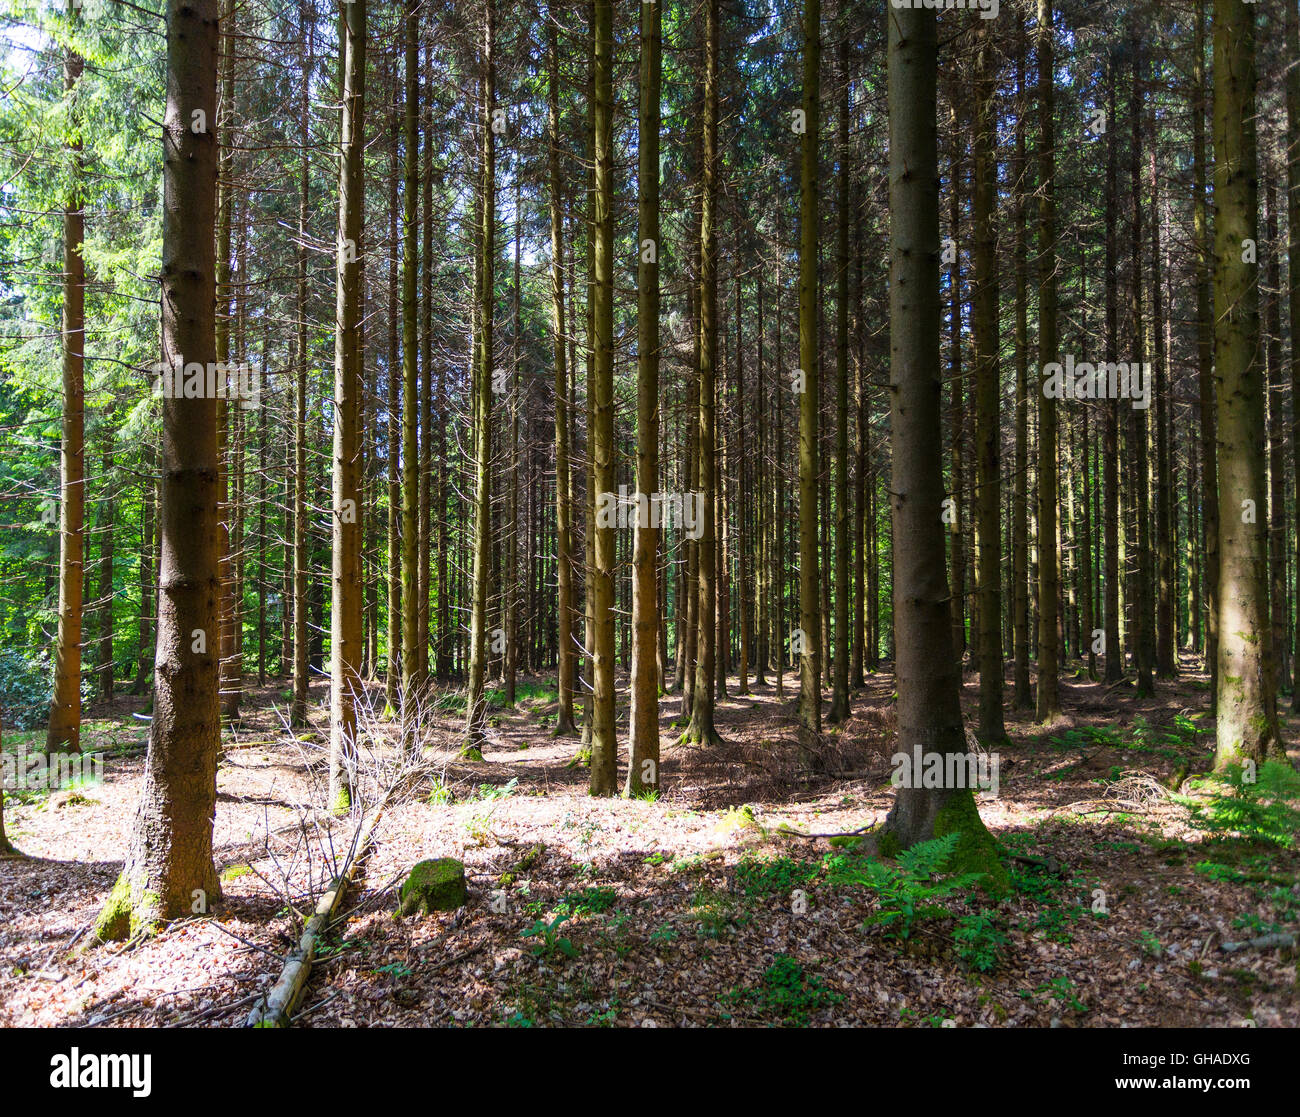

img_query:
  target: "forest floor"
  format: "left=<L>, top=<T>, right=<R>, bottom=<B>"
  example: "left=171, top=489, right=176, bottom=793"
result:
left=1, top=656, right=1298, bottom=1028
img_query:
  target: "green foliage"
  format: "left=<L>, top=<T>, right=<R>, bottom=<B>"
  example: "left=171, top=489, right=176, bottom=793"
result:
left=733, top=853, right=820, bottom=897
left=0, top=648, right=52, bottom=730
left=953, top=910, right=1006, bottom=973
left=520, top=914, right=577, bottom=960
left=825, top=833, right=980, bottom=940
left=555, top=885, right=618, bottom=918
left=1176, top=761, right=1300, bottom=849
left=722, top=955, right=843, bottom=1026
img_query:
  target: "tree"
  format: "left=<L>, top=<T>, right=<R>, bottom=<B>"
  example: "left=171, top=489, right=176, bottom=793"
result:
left=465, top=0, right=496, bottom=761
left=46, top=3, right=85, bottom=754
left=588, top=0, right=618, bottom=794
left=881, top=0, right=1003, bottom=887
left=626, top=0, right=662, bottom=797
left=330, top=0, right=366, bottom=811
left=796, top=0, right=822, bottom=758
left=400, top=0, right=421, bottom=708
left=683, top=0, right=722, bottom=749
left=547, top=9, right=577, bottom=737
left=972, top=17, right=1005, bottom=744
left=1211, top=0, right=1285, bottom=769
left=1034, top=0, right=1061, bottom=723
left=96, top=0, right=223, bottom=940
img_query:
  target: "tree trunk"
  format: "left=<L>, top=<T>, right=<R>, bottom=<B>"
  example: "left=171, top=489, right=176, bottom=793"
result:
left=627, top=0, right=662, bottom=795
left=47, top=10, right=85, bottom=753
left=1212, top=0, right=1285, bottom=768
left=883, top=2, right=1003, bottom=886
left=96, top=0, right=223, bottom=939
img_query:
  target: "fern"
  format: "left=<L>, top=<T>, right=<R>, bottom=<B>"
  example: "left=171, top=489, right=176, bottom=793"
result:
left=826, top=833, right=981, bottom=940
left=1175, top=761, right=1300, bottom=849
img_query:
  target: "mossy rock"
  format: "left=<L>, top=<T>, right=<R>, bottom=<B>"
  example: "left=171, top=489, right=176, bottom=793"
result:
left=396, top=858, right=467, bottom=917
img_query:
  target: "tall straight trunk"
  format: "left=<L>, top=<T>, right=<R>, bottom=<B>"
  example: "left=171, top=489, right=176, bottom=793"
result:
left=1104, top=54, right=1122, bottom=684
left=735, top=278, right=750, bottom=696
left=948, top=91, right=966, bottom=670
left=756, top=270, right=770, bottom=687
left=216, top=6, right=239, bottom=724
left=883, top=2, right=1002, bottom=883
left=96, top=0, right=222, bottom=939
left=548, top=18, right=577, bottom=735
left=97, top=437, right=115, bottom=700
left=385, top=58, right=401, bottom=711
left=1012, top=19, right=1031, bottom=706
left=1287, top=0, right=1300, bottom=711
left=399, top=0, right=420, bottom=706
left=48, top=11, right=85, bottom=752
left=774, top=260, right=786, bottom=696
left=465, top=0, right=496, bottom=759
left=1034, top=0, right=1061, bottom=722
left=795, top=0, right=822, bottom=756
left=1150, top=131, right=1175, bottom=678
left=291, top=2, right=312, bottom=726
left=1265, top=180, right=1290, bottom=693
left=330, top=0, right=365, bottom=810
left=828, top=46, right=851, bottom=725
left=587, top=0, right=617, bottom=791
left=1212, top=0, right=1284, bottom=768
left=1130, top=42, right=1154, bottom=698
left=627, top=0, right=661, bottom=795
left=972, top=20, right=1005, bottom=743
left=132, top=445, right=155, bottom=693
left=684, top=0, right=722, bottom=748
left=418, top=53, right=434, bottom=686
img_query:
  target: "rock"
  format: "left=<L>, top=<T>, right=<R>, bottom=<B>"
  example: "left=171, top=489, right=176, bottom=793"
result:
left=396, top=858, right=467, bottom=916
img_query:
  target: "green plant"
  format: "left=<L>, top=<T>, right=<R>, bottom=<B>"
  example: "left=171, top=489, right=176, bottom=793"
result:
left=723, top=954, right=843, bottom=1026
left=1034, top=976, right=1088, bottom=1013
left=556, top=885, right=618, bottom=918
left=1176, top=761, right=1300, bottom=849
left=825, top=832, right=979, bottom=941
left=520, top=914, right=577, bottom=959
left=953, top=910, right=1006, bottom=973
left=734, top=853, right=820, bottom=898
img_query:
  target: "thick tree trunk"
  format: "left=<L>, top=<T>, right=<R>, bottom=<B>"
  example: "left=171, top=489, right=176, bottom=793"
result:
left=883, top=2, right=1003, bottom=887
left=96, top=0, right=222, bottom=940
left=1212, top=0, right=1285, bottom=768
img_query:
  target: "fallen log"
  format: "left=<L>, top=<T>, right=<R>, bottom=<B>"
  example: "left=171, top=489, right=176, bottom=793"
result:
left=245, top=804, right=385, bottom=1028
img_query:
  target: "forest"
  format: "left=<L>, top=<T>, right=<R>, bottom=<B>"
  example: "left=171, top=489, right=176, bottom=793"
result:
left=0, top=0, right=1297, bottom=1033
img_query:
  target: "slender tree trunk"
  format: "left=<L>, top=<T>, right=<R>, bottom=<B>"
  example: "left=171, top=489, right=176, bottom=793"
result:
left=329, top=0, right=365, bottom=810
left=973, top=20, right=1005, bottom=743
left=47, top=10, right=85, bottom=753
left=828, top=44, right=851, bottom=725
left=465, top=0, right=496, bottom=759
left=1012, top=20, right=1031, bottom=706
left=684, top=0, right=722, bottom=748
left=1034, top=0, right=1061, bottom=722
left=795, top=0, right=822, bottom=758
left=627, top=0, right=662, bottom=795
left=548, top=18, right=577, bottom=735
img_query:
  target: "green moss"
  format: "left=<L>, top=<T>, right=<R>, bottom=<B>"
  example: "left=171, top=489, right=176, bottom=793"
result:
left=93, top=874, right=160, bottom=943
left=331, top=785, right=351, bottom=817
left=877, top=829, right=902, bottom=859
left=396, top=857, right=467, bottom=917
left=932, top=791, right=1009, bottom=896
left=460, top=745, right=485, bottom=762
